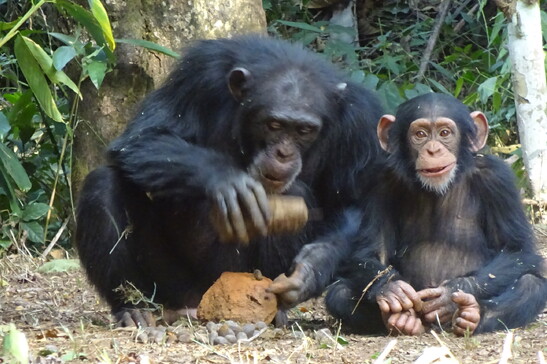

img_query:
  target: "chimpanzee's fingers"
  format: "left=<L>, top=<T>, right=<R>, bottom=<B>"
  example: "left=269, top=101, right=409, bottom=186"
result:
left=225, top=188, right=249, bottom=244
left=385, top=295, right=403, bottom=313
left=453, top=315, right=479, bottom=336
left=377, top=299, right=391, bottom=313
left=401, top=284, right=423, bottom=311
left=403, top=314, right=422, bottom=336
left=268, top=274, right=298, bottom=293
left=214, top=193, right=234, bottom=242
left=417, top=287, right=442, bottom=301
left=248, top=179, right=271, bottom=224
left=237, top=181, right=268, bottom=237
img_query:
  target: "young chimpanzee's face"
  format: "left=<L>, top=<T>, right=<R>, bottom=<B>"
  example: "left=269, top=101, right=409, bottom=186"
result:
left=377, top=93, right=489, bottom=194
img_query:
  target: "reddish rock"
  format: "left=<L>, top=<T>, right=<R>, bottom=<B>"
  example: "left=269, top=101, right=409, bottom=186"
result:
left=197, top=272, right=278, bottom=324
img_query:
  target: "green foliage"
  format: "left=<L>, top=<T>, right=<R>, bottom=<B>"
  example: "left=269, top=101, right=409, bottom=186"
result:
left=0, top=0, right=118, bottom=252
left=0, top=1, right=178, bottom=254
left=264, top=0, right=532, bottom=183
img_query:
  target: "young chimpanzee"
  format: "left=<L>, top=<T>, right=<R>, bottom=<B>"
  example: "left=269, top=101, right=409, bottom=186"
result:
left=76, top=35, right=384, bottom=327
left=326, top=93, right=547, bottom=336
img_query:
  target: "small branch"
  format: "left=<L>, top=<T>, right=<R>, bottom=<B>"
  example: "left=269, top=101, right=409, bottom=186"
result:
left=40, top=218, right=70, bottom=260
left=352, top=265, right=393, bottom=315
left=373, top=339, right=397, bottom=364
left=415, top=0, right=452, bottom=82
left=498, top=331, right=513, bottom=364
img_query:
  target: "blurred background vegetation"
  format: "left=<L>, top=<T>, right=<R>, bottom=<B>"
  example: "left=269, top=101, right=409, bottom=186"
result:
left=0, top=0, right=545, bottom=255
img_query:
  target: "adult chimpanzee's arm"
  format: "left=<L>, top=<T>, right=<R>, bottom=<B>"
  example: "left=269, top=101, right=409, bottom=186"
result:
left=269, top=208, right=363, bottom=307
left=108, top=124, right=270, bottom=243
left=443, top=156, right=542, bottom=298
left=108, top=126, right=240, bottom=197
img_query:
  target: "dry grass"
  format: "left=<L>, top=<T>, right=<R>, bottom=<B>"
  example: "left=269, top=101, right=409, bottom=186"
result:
left=0, top=228, right=545, bottom=363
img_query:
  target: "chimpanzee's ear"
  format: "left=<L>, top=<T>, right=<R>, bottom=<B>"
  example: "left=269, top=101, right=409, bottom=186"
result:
left=377, top=115, right=396, bottom=152
left=228, top=67, right=251, bottom=101
left=470, top=111, right=489, bottom=152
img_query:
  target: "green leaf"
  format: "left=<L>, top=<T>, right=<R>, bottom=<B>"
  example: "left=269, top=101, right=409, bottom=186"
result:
left=116, top=38, right=180, bottom=58
left=85, top=60, right=108, bottom=89
left=0, top=18, right=21, bottom=31
left=2, top=324, right=29, bottom=364
left=14, top=35, right=64, bottom=122
left=277, top=20, right=324, bottom=33
left=0, top=112, right=11, bottom=138
left=88, top=0, right=115, bottom=51
left=38, top=259, right=81, bottom=273
left=48, top=32, right=78, bottom=45
left=20, top=36, right=81, bottom=98
left=478, top=76, right=498, bottom=103
left=22, top=203, right=50, bottom=221
left=336, top=336, right=349, bottom=346
left=53, top=45, right=77, bottom=70
left=0, top=143, right=31, bottom=192
left=0, top=164, right=22, bottom=215
left=428, top=79, right=451, bottom=95
left=21, top=221, right=44, bottom=243
left=55, top=0, right=107, bottom=49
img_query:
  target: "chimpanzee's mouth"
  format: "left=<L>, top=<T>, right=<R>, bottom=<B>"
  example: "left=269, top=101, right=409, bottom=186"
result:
left=418, top=163, right=455, bottom=177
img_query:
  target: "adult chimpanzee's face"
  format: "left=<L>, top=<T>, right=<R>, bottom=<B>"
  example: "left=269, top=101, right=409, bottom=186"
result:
left=228, top=67, right=325, bottom=193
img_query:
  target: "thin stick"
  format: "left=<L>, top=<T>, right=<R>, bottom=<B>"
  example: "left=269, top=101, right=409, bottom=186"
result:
left=415, top=0, right=452, bottom=82
left=373, top=339, right=397, bottom=364
left=498, top=331, right=513, bottom=364
left=41, top=218, right=69, bottom=259
left=538, top=350, right=546, bottom=364
left=431, top=331, right=458, bottom=362
left=352, top=265, right=392, bottom=315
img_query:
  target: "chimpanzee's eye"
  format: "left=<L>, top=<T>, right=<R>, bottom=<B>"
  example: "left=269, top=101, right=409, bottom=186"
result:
left=439, top=129, right=451, bottom=137
left=267, top=120, right=282, bottom=131
left=416, top=130, right=427, bottom=138
left=297, top=126, right=314, bottom=135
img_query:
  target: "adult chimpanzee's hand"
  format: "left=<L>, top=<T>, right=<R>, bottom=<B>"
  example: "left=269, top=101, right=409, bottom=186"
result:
left=208, top=171, right=270, bottom=244
left=376, top=280, right=423, bottom=315
left=268, top=263, right=312, bottom=309
left=416, top=286, right=456, bottom=325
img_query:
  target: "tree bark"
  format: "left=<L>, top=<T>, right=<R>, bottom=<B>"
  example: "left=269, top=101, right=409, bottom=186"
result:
left=496, top=0, right=547, bottom=202
left=72, top=0, right=266, bottom=197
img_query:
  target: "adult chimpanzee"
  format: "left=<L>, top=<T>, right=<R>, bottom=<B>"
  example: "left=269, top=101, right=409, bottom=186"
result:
left=76, top=35, right=384, bottom=327
left=326, top=93, right=547, bottom=336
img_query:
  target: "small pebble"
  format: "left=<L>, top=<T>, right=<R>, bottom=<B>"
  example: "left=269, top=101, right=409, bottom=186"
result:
left=242, top=323, right=256, bottom=337
left=236, top=332, right=248, bottom=341
left=206, top=321, right=218, bottom=332
left=178, top=332, right=192, bottom=343
left=213, top=336, right=229, bottom=345
left=225, top=334, right=237, bottom=344
left=209, top=331, right=218, bottom=344
left=218, top=324, right=234, bottom=337
left=256, top=321, right=267, bottom=330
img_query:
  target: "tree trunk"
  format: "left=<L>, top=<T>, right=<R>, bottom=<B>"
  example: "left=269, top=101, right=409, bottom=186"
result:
left=72, top=0, right=266, bottom=197
left=496, top=0, right=547, bottom=202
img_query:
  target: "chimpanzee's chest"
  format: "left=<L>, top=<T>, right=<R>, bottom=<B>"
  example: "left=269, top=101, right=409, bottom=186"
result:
left=392, top=188, right=489, bottom=289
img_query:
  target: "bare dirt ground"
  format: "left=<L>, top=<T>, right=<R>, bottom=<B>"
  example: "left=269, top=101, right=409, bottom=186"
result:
left=1, top=227, right=546, bottom=364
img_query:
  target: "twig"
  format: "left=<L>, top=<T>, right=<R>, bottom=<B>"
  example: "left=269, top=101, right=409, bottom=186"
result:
left=373, top=339, right=397, bottom=364
left=538, top=350, right=546, bottom=364
left=498, top=331, right=513, bottom=364
left=431, top=330, right=459, bottom=362
left=415, top=0, right=452, bottom=82
left=41, top=218, right=69, bottom=259
left=352, top=265, right=393, bottom=315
